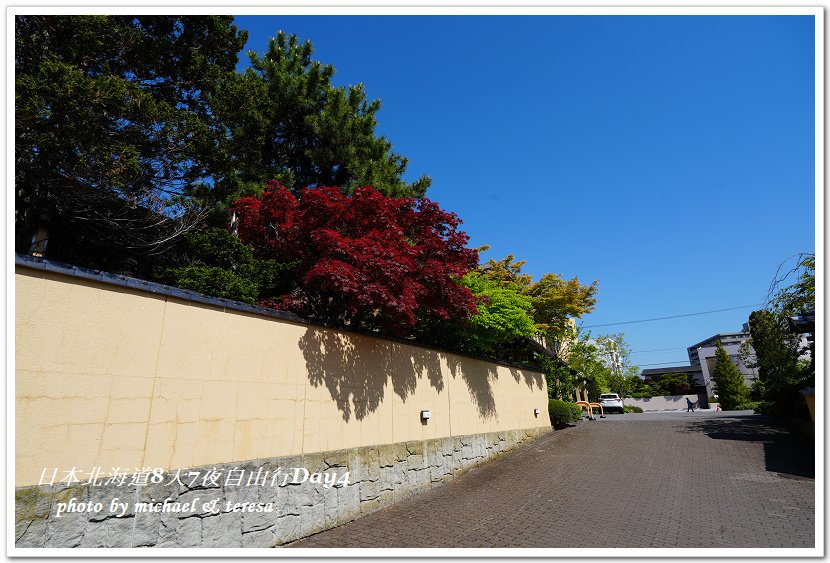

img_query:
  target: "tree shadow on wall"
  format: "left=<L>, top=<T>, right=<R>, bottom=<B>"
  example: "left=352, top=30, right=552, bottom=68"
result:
left=446, top=354, right=498, bottom=420
left=394, top=344, right=444, bottom=400
left=509, top=366, right=545, bottom=392
left=299, top=326, right=543, bottom=424
left=299, top=326, right=389, bottom=422
left=683, top=415, right=814, bottom=479
left=299, top=327, right=450, bottom=423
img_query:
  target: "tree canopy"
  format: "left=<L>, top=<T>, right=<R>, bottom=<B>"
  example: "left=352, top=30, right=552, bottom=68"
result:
left=200, top=30, right=430, bottom=225
left=479, top=254, right=598, bottom=340
left=16, top=20, right=432, bottom=272
left=15, top=16, right=248, bottom=262
left=745, top=253, right=814, bottom=418
left=454, top=271, right=536, bottom=354
left=230, top=182, right=478, bottom=335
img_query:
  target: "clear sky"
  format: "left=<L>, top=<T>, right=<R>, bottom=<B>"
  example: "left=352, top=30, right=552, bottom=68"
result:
left=233, top=14, right=816, bottom=370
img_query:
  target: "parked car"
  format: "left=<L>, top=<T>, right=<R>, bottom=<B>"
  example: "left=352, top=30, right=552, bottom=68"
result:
left=598, top=393, right=624, bottom=413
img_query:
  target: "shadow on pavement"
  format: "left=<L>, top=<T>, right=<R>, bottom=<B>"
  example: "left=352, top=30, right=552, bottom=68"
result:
left=684, top=415, right=814, bottom=479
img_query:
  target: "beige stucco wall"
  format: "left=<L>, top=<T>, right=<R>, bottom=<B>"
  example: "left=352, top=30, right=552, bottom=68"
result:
left=15, top=266, right=550, bottom=486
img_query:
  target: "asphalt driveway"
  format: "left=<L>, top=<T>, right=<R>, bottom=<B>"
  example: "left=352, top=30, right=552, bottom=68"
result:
left=289, top=410, right=815, bottom=548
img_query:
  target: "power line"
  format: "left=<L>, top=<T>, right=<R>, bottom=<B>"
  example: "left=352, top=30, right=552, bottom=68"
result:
left=582, top=303, right=762, bottom=328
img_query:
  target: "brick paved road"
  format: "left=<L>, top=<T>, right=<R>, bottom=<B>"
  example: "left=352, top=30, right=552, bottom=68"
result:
left=289, top=411, right=815, bottom=548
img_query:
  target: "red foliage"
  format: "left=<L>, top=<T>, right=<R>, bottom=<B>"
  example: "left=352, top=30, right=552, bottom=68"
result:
left=232, top=182, right=478, bottom=335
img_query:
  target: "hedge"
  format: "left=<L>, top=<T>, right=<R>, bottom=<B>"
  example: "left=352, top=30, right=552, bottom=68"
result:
left=549, top=399, right=583, bottom=429
left=731, top=401, right=762, bottom=412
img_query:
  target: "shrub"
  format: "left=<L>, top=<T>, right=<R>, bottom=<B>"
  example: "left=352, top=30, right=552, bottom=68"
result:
left=170, top=264, right=260, bottom=303
left=549, top=399, right=582, bottom=429
left=168, top=229, right=300, bottom=304
left=623, top=405, right=643, bottom=413
left=731, top=401, right=762, bottom=412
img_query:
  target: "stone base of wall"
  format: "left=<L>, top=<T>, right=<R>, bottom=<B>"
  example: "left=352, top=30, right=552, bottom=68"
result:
left=15, top=426, right=551, bottom=548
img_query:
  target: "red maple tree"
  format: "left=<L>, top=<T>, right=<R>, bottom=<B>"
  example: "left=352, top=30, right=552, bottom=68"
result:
left=232, top=182, right=478, bottom=335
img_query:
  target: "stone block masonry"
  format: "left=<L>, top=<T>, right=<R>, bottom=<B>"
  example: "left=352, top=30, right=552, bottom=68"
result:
left=15, top=427, right=550, bottom=548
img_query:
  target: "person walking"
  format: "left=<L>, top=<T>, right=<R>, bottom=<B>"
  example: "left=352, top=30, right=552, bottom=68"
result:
left=686, top=397, right=695, bottom=412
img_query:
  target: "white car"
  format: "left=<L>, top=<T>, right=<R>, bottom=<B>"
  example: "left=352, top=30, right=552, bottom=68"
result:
left=598, top=393, right=624, bottom=414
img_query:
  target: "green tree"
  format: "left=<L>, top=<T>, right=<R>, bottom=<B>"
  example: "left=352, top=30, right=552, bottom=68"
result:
left=457, top=272, right=536, bottom=353
left=412, top=270, right=536, bottom=356
left=201, top=30, right=430, bottom=225
left=539, top=355, right=578, bottom=401
left=479, top=254, right=598, bottom=341
left=564, top=336, right=613, bottom=401
left=625, top=374, right=653, bottom=397
left=414, top=251, right=597, bottom=363
left=654, top=372, right=692, bottom=396
left=166, top=228, right=299, bottom=304
left=747, top=309, right=810, bottom=417
left=15, top=16, right=247, bottom=264
left=710, top=341, right=750, bottom=409
left=745, top=253, right=814, bottom=418
left=769, top=253, right=815, bottom=315
left=594, top=334, right=640, bottom=397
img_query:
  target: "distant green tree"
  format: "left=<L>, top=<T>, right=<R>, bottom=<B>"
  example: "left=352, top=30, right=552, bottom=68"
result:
left=710, top=341, right=750, bottom=409
left=564, top=335, right=613, bottom=401
left=655, top=372, right=692, bottom=396
left=594, top=334, right=639, bottom=397
left=625, top=375, right=654, bottom=398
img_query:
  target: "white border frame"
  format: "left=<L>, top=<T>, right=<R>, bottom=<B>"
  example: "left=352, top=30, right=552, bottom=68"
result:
left=6, top=4, right=824, bottom=559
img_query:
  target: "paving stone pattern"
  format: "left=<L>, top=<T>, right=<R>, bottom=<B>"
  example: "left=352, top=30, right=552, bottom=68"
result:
left=15, top=427, right=549, bottom=548
left=290, top=412, right=815, bottom=548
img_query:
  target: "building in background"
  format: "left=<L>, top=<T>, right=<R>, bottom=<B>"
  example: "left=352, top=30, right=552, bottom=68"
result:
left=640, top=365, right=705, bottom=387
left=640, top=325, right=757, bottom=403
left=687, top=327, right=758, bottom=397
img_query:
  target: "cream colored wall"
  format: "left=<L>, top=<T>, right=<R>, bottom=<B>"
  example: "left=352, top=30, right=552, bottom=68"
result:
left=15, top=266, right=550, bottom=487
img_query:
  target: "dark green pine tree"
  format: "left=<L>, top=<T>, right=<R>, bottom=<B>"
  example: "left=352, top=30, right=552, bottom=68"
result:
left=711, top=341, right=751, bottom=410
left=199, top=30, right=431, bottom=226
left=15, top=15, right=248, bottom=271
left=169, top=31, right=436, bottom=298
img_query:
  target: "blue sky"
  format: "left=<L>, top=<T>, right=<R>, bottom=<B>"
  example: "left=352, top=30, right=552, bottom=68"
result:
left=234, top=15, right=816, bottom=370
